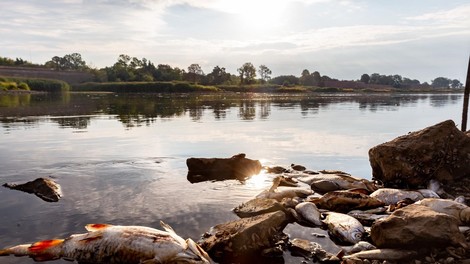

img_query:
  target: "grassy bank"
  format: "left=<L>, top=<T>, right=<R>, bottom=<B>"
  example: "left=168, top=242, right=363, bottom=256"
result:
left=73, top=81, right=219, bottom=93
left=72, top=81, right=465, bottom=94
left=0, top=76, right=69, bottom=92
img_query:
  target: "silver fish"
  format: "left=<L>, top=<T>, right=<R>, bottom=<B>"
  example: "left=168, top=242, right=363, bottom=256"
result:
left=342, top=248, right=418, bottom=261
left=370, top=188, right=424, bottom=205
left=294, top=202, right=322, bottom=226
left=298, top=173, right=376, bottom=193
left=323, top=212, right=365, bottom=245
left=0, top=221, right=213, bottom=264
left=256, top=177, right=312, bottom=201
left=342, top=241, right=376, bottom=255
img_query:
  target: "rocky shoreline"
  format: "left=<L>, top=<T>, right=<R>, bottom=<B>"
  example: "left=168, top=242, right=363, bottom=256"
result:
left=188, top=119, right=470, bottom=264
left=2, top=119, right=469, bottom=264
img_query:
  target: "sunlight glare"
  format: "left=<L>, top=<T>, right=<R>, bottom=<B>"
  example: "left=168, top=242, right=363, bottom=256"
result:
left=245, top=169, right=271, bottom=190
left=215, top=0, right=289, bottom=34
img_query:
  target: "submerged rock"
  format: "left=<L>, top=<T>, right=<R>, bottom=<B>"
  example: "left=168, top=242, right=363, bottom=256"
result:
left=199, top=211, right=289, bottom=262
left=3, top=177, right=62, bottom=202
left=186, top=153, right=262, bottom=183
left=369, top=120, right=470, bottom=188
left=371, top=204, right=467, bottom=249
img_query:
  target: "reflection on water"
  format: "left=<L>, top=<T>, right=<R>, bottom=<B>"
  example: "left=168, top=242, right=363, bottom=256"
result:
left=0, top=92, right=464, bottom=264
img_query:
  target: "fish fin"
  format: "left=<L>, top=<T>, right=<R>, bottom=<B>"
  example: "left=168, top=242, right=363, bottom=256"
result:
left=160, top=221, right=176, bottom=234
left=29, top=239, right=64, bottom=253
left=85, top=223, right=113, bottom=231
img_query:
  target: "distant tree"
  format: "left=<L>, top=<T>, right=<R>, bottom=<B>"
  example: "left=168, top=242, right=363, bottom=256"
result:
left=451, top=79, right=463, bottom=89
left=206, top=66, right=231, bottom=85
left=258, top=65, right=272, bottom=84
left=312, top=71, right=323, bottom=86
left=237, top=62, right=257, bottom=84
left=431, top=77, right=451, bottom=88
left=45, top=53, right=88, bottom=71
left=186, top=63, right=204, bottom=83
left=300, top=69, right=315, bottom=86
left=270, top=75, right=299, bottom=86
left=360, top=74, right=370, bottom=84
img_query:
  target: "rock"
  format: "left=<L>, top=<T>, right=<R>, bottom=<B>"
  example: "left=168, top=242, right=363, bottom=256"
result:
left=233, top=198, right=285, bottom=218
left=370, top=204, right=467, bottom=249
left=3, top=177, right=62, bottom=202
left=288, top=238, right=340, bottom=262
left=291, top=164, right=306, bottom=171
left=186, top=153, right=262, bottom=182
left=369, top=120, right=470, bottom=188
left=199, top=211, right=289, bottom=262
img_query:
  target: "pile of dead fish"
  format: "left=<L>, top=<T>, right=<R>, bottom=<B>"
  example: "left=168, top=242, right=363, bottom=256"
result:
left=199, top=164, right=470, bottom=264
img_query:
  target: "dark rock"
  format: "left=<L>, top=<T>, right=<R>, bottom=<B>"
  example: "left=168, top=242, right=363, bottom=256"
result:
left=291, top=164, right=306, bottom=171
left=288, top=238, right=340, bottom=262
left=3, top=177, right=62, bottom=202
left=186, top=153, right=262, bottom=183
left=233, top=198, right=285, bottom=218
left=199, top=211, right=289, bottom=262
left=369, top=120, right=470, bottom=188
left=370, top=204, right=467, bottom=249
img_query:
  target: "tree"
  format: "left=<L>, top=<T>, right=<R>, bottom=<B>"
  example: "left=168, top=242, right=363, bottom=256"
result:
left=258, top=65, right=272, bottom=84
left=237, top=62, right=256, bottom=85
left=186, top=63, right=204, bottom=83
left=270, top=75, right=299, bottom=86
left=300, top=69, right=314, bottom=86
left=451, top=79, right=463, bottom=89
left=312, top=71, right=323, bottom=86
left=206, top=66, right=231, bottom=85
left=45, top=53, right=88, bottom=71
left=431, top=77, right=451, bottom=88
left=360, top=74, right=370, bottom=84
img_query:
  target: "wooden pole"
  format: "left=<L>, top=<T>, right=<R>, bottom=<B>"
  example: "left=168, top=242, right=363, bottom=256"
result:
left=462, top=56, right=470, bottom=131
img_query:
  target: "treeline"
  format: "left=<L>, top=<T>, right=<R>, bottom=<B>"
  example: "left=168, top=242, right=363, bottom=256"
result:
left=0, top=54, right=464, bottom=89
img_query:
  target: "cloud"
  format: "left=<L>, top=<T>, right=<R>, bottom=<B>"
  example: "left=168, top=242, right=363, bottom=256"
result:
left=406, top=3, right=470, bottom=27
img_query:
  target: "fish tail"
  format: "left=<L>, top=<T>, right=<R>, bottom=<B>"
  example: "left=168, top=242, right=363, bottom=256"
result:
left=0, top=239, right=64, bottom=261
left=0, top=244, right=33, bottom=257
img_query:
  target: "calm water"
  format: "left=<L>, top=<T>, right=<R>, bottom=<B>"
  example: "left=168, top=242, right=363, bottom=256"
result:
left=0, top=92, right=463, bottom=263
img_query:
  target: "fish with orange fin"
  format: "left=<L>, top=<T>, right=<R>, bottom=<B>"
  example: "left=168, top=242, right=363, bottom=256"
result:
left=0, top=221, right=214, bottom=264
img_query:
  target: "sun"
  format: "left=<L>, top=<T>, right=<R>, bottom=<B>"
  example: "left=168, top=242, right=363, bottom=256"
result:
left=214, top=0, right=289, bottom=35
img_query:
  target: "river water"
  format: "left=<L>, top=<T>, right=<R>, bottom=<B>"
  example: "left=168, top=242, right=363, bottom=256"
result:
left=0, top=92, right=463, bottom=263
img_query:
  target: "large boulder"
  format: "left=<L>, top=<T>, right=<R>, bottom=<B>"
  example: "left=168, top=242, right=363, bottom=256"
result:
left=369, top=120, right=470, bottom=188
left=199, top=211, right=289, bottom=262
left=186, top=153, right=262, bottom=183
left=370, top=204, right=467, bottom=249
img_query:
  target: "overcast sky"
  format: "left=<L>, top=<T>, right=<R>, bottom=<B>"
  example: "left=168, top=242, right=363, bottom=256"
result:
left=1, top=0, right=469, bottom=82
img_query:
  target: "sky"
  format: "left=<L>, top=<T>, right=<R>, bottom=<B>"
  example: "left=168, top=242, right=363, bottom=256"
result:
left=1, top=0, right=470, bottom=83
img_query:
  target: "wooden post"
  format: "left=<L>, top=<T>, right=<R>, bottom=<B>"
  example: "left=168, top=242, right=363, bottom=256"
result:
left=462, top=56, right=470, bottom=131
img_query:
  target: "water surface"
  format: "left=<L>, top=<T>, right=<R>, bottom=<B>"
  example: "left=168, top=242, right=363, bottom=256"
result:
left=0, top=92, right=463, bottom=263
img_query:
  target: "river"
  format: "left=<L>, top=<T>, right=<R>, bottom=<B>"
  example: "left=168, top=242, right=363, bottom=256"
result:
left=0, top=92, right=463, bottom=263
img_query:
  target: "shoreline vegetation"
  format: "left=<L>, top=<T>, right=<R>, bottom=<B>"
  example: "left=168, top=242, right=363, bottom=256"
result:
left=0, top=78, right=462, bottom=94
left=0, top=54, right=465, bottom=95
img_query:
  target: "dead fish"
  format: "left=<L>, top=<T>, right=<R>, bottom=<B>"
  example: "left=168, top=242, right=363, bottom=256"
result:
left=428, top=179, right=445, bottom=195
left=342, top=241, right=376, bottom=255
left=3, top=177, right=62, bottom=202
left=323, top=212, right=365, bottom=245
left=256, top=177, right=312, bottom=201
left=417, top=189, right=440, bottom=198
left=342, top=248, right=418, bottom=261
left=298, top=173, right=376, bottom=193
left=0, top=221, right=213, bottom=264
left=416, top=198, right=470, bottom=225
left=370, top=188, right=424, bottom=205
left=309, top=190, right=384, bottom=212
left=347, top=211, right=389, bottom=226
left=294, top=202, right=322, bottom=226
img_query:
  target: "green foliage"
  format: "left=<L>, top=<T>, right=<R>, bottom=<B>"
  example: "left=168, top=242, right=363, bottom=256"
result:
left=73, top=81, right=219, bottom=93
left=313, top=87, right=341, bottom=93
left=276, top=86, right=308, bottom=93
left=1, top=77, right=69, bottom=92
left=237, top=62, right=257, bottom=85
left=270, top=75, right=299, bottom=86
